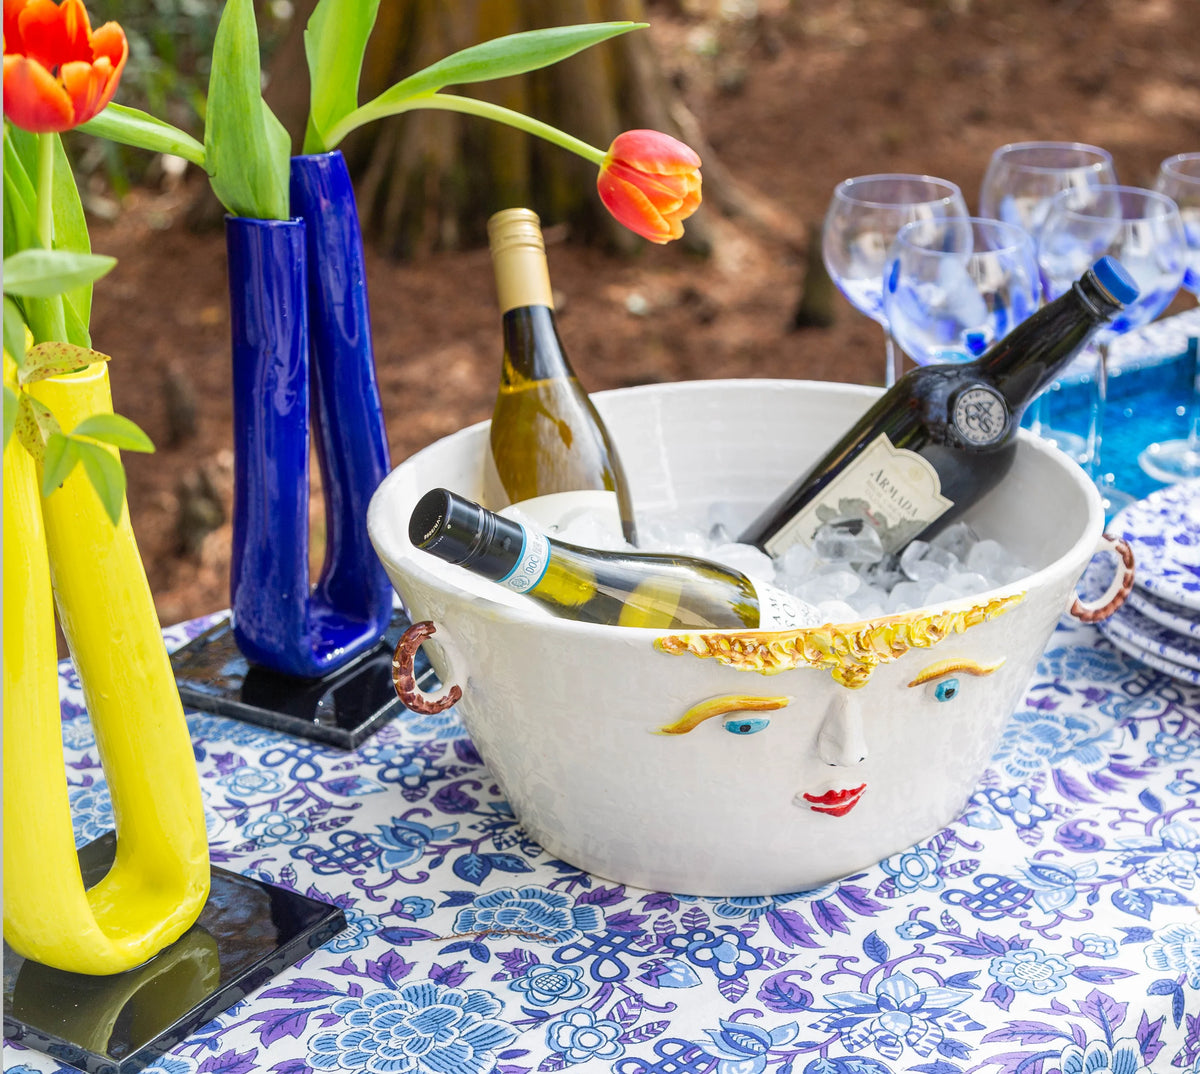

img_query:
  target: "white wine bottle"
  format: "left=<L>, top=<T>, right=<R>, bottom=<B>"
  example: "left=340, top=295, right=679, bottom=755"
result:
left=485, top=208, right=638, bottom=544
left=410, top=488, right=822, bottom=631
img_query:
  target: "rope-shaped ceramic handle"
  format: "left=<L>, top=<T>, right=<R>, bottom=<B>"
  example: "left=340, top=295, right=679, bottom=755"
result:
left=1069, top=534, right=1135, bottom=623
left=392, top=620, right=463, bottom=713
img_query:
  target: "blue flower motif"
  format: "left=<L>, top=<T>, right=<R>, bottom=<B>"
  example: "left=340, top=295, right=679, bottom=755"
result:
left=1074, top=932, right=1118, bottom=959
left=360, top=742, right=436, bottom=789
left=896, top=919, right=937, bottom=940
left=1147, top=731, right=1200, bottom=762
left=665, top=927, right=763, bottom=980
left=397, top=896, right=435, bottom=920
left=881, top=847, right=943, bottom=893
left=980, top=785, right=1051, bottom=829
left=1144, top=920, right=1200, bottom=987
left=402, top=706, right=469, bottom=742
left=243, top=810, right=307, bottom=847
left=813, top=972, right=978, bottom=1061
left=1037, top=644, right=1129, bottom=684
left=1016, top=857, right=1099, bottom=914
left=372, top=817, right=459, bottom=871
left=989, top=947, right=1072, bottom=994
left=61, top=719, right=95, bottom=750
left=993, top=709, right=1116, bottom=779
left=328, top=906, right=379, bottom=952
left=509, top=963, right=588, bottom=1006
left=705, top=895, right=776, bottom=920
left=69, top=783, right=114, bottom=843
left=217, top=765, right=283, bottom=798
left=1115, top=820, right=1200, bottom=890
left=186, top=714, right=273, bottom=747
left=310, top=983, right=517, bottom=1074
left=697, top=1016, right=800, bottom=1074
left=545, top=1006, right=624, bottom=1064
left=1058, top=1037, right=1150, bottom=1074
left=452, top=886, right=604, bottom=944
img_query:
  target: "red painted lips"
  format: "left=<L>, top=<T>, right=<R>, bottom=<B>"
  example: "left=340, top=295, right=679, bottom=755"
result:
left=802, top=783, right=867, bottom=817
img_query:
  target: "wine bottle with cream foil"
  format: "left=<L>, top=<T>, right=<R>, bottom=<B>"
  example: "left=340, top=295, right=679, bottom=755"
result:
left=485, top=208, right=638, bottom=544
left=740, top=255, right=1138, bottom=558
left=410, top=488, right=822, bottom=631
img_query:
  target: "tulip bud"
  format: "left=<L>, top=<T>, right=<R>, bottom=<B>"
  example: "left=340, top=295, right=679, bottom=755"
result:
left=597, top=129, right=702, bottom=244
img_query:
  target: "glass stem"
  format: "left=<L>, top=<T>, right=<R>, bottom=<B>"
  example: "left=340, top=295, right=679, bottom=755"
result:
left=884, top=326, right=901, bottom=388
left=1087, top=342, right=1109, bottom=487
left=1187, top=336, right=1200, bottom=452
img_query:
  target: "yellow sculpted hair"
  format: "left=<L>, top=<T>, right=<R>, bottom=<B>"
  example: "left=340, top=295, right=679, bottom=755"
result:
left=654, top=593, right=1024, bottom=688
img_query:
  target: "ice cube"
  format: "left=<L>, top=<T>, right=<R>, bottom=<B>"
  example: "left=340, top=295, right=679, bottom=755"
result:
left=708, top=541, right=775, bottom=580
left=813, top=517, right=885, bottom=565
left=930, top=521, right=979, bottom=561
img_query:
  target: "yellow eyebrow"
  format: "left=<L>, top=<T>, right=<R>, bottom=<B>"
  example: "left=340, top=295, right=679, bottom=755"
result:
left=907, top=657, right=1005, bottom=687
left=656, top=694, right=791, bottom=736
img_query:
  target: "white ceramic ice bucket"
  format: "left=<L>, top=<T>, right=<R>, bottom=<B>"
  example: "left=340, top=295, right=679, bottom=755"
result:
left=368, top=380, right=1131, bottom=896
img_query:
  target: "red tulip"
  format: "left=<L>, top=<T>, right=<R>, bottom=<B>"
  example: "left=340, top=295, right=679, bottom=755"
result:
left=3, top=0, right=127, bottom=133
left=597, top=130, right=702, bottom=244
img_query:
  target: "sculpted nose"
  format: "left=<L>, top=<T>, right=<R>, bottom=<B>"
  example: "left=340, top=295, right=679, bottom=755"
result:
left=816, top=692, right=868, bottom=767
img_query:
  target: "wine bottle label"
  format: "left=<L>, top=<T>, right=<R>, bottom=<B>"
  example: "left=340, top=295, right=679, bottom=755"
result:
left=951, top=386, right=1008, bottom=446
left=751, top=578, right=825, bottom=629
left=763, top=433, right=953, bottom=558
left=500, top=490, right=628, bottom=546
left=498, top=525, right=552, bottom=593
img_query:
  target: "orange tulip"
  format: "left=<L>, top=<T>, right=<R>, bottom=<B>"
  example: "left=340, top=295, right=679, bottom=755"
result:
left=3, top=0, right=127, bottom=133
left=597, top=129, right=702, bottom=244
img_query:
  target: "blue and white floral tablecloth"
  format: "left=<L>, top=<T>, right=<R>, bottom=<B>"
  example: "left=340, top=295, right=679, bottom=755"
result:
left=6, top=612, right=1200, bottom=1074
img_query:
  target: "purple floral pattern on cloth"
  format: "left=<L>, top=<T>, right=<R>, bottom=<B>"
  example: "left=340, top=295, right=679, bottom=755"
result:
left=5, top=613, right=1200, bottom=1074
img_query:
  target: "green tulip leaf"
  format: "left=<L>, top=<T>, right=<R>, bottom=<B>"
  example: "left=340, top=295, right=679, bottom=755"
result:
left=14, top=391, right=59, bottom=462
left=75, top=438, right=126, bottom=525
left=330, top=22, right=645, bottom=146
left=72, top=412, right=155, bottom=453
left=302, top=0, right=381, bottom=154
left=51, top=134, right=95, bottom=331
left=19, top=341, right=110, bottom=384
left=3, top=385, right=18, bottom=450
left=3, top=129, right=38, bottom=259
left=41, top=431, right=80, bottom=496
left=79, top=104, right=207, bottom=169
left=206, top=0, right=291, bottom=220
left=4, top=296, right=27, bottom=365
left=3, top=249, right=117, bottom=298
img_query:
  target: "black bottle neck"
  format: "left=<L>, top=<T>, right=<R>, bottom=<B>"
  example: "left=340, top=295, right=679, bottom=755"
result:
left=969, top=269, right=1124, bottom=408
left=409, top=488, right=528, bottom=580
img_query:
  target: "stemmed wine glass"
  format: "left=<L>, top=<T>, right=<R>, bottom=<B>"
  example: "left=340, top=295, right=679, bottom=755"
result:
left=882, top=217, right=1039, bottom=369
left=1037, top=185, right=1186, bottom=518
left=978, top=141, right=1118, bottom=459
left=1138, top=153, right=1200, bottom=483
left=822, top=174, right=969, bottom=387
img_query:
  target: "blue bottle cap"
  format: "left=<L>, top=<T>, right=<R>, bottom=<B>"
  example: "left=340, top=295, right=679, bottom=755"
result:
left=1090, top=256, right=1139, bottom=305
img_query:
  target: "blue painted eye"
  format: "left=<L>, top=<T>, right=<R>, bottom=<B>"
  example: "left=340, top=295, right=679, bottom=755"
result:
left=724, top=716, right=770, bottom=735
left=934, top=678, right=961, bottom=703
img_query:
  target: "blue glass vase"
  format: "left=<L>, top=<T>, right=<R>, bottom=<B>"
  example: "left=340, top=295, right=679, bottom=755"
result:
left=225, top=151, right=392, bottom=679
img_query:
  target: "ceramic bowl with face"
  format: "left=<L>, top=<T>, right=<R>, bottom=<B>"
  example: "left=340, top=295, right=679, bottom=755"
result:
left=368, top=380, right=1128, bottom=896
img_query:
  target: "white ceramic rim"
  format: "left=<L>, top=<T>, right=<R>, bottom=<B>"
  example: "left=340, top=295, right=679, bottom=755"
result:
left=369, top=378, right=1106, bottom=640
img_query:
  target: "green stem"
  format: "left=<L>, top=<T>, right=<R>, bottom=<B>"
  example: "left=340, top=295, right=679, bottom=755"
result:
left=327, top=92, right=608, bottom=166
left=36, top=132, right=54, bottom=249
left=32, top=133, right=67, bottom=345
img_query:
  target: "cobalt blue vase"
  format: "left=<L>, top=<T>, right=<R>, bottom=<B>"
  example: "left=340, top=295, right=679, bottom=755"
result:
left=225, top=151, right=392, bottom=679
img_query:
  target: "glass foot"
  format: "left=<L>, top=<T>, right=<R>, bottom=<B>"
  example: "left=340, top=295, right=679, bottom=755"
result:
left=1098, top=483, right=1137, bottom=523
left=1139, top=439, right=1200, bottom=484
left=1034, top=426, right=1089, bottom=467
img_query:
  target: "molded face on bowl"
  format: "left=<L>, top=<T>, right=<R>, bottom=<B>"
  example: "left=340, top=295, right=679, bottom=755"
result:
left=368, top=379, right=1105, bottom=896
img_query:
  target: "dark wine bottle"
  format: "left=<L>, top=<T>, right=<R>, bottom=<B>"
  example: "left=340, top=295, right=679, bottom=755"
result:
left=485, top=208, right=638, bottom=544
left=410, top=488, right=822, bottom=630
left=740, top=256, right=1138, bottom=558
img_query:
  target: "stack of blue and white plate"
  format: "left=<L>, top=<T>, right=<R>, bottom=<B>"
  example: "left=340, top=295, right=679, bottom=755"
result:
left=1099, top=478, right=1200, bottom=684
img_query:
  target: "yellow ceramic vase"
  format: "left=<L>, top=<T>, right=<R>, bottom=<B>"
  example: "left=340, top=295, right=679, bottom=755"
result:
left=2, top=359, right=210, bottom=975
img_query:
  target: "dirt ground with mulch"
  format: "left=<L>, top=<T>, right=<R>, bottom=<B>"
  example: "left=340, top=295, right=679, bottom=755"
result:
left=84, top=0, right=1200, bottom=628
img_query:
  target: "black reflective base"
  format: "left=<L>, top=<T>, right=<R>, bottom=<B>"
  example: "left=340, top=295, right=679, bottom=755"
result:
left=169, top=609, right=431, bottom=748
left=3, top=832, right=346, bottom=1074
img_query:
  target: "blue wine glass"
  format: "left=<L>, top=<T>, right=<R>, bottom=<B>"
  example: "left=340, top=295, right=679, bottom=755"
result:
left=978, top=141, right=1117, bottom=459
left=883, top=217, right=1039, bottom=372
left=1138, top=153, right=1200, bottom=483
left=1037, top=185, right=1187, bottom=518
left=822, top=174, right=969, bottom=388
